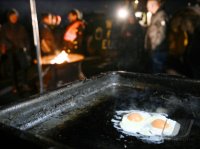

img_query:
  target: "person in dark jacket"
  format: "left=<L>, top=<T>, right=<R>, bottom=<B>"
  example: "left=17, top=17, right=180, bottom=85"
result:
left=167, top=6, right=200, bottom=79
left=118, top=14, right=145, bottom=72
left=0, top=9, right=31, bottom=93
left=63, top=9, right=85, bottom=54
left=40, top=13, right=58, bottom=56
left=183, top=4, right=200, bottom=79
left=145, top=0, right=168, bottom=73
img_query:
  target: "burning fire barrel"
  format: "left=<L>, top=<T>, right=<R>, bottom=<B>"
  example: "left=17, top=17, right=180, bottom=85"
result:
left=39, top=50, right=85, bottom=89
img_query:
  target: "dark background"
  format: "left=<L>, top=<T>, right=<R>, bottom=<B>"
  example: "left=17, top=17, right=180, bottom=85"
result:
left=0, top=0, right=189, bottom=24
left=0, top=0, right=190, bottom=50
left=0, top=0, right=194, bottom=94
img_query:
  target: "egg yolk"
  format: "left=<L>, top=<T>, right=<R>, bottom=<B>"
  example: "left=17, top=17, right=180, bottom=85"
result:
left=127, top=113, right=143, bottom=122
left=151, top=119, right=170, bottom=129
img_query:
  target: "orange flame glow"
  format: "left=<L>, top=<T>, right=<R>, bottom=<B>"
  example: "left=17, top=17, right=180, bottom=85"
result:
left=50, top=50, right=70, bottom=64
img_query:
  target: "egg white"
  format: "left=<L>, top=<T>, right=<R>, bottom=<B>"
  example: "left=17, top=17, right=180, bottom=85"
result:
left=112, top=110, right=181, bottom=144
left=140, top=115, right=180, bottom=137
left=120, top=111, right=151, bottom=133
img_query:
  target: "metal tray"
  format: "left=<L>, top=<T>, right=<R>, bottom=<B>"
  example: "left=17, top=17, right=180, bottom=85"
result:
left=0, top=72, right=200, bottom=149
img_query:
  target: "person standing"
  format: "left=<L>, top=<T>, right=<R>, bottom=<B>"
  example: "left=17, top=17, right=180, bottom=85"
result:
left=118, top=14, right=145, bottom=72
left=0, top=9, right=31, bottom=93
left=145, top=0, right=168, bottom=73
left=63, top=9, right=85, bottom=54
left=40, top=13, right=58, bottom=56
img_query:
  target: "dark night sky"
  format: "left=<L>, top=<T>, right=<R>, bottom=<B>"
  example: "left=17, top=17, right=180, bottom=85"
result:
left=0, top=0, right=191, bottom=26
left=0, top=0, right=189, bottom=17
left=0, top=0, right=121, bottom=21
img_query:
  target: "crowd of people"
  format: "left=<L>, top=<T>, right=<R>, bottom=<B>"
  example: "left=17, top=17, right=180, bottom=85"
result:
left=145, top=0, right=200, bottom=78
left=40, top=9, right=86, bottom=56
left=114, top=0, right=200, bottom=79
left=0, top=0, right=200, bottom=95
left=0, top=8, right=87, bottom=93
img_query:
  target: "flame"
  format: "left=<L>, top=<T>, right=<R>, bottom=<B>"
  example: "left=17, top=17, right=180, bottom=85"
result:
left=50, top=50, right=70, bottom=64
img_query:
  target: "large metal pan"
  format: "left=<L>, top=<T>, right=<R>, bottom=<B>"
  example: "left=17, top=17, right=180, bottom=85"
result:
left=0, top=72, right=200, bottom=149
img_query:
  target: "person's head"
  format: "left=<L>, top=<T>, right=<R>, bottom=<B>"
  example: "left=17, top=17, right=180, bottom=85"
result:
left=67, top=9, right=82, bottom=23
left=52, top=15, right=61, bottom=26
left=147, top=0, right=162, bottom=14
left=42, top=13, right=52, bottom=25
left=67, top=10, right=78, bottom=23
left=8, top=9, right=19, bottom=24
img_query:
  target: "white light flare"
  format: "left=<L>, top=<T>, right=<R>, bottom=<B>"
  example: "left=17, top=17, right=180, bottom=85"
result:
left=135, top=11, right=143, bottom=18
left=135, top=0, right=139, bottom=4
left=117, top=8, right=129, bottom=20
left=50, top=50, right=70, bottom=64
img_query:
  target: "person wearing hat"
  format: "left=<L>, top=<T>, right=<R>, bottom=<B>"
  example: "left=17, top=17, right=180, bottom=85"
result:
left=0, top=9, right=31, bottom=93
left=63, top=9, right=85, bottom=54
left=145, top=0, right=168, bottom=73
left=40, top=13, right=58, bottom=55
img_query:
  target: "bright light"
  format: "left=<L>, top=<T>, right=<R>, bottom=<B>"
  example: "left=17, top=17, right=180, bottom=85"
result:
left=50, top=50, right=70, bottom=64
left=117, top=8, right=129, bottom=20
left=135, top=0, right=139, bottom=4
left=135, top=11, right=143, bottom=18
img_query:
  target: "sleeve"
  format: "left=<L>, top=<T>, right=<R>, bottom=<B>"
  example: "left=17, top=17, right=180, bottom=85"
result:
left=0, top=25, right=12, bottom=50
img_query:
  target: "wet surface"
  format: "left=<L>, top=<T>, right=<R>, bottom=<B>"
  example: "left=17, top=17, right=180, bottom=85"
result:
left=38, top=86, right=200, bottom=149
left=1, top=72, right=200, bottom=148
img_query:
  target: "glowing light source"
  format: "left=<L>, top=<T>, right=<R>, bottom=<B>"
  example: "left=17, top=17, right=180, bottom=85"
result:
left=135, top=0, right=139, bottom=4
left=117, top=8, right=129, bottom=20
left=50, top=50, right=70, bottom=64
left=135, top=11, right=143, bottom=18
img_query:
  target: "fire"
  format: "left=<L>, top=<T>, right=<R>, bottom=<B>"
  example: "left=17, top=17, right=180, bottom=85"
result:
left=50, top=50, right=70, bottom=64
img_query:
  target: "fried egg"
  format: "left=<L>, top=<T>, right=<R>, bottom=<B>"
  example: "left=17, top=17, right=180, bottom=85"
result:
left=124, top=114, right=181, bottom=137
left=143, top=115, right=180, bottom=136
left=112, top=110, right=181, bottom=144
left=120, top=111, right=151, bottom=133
